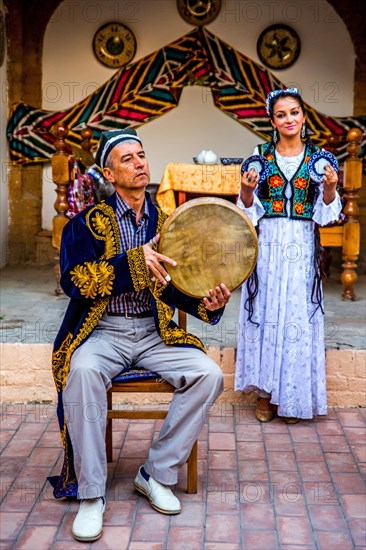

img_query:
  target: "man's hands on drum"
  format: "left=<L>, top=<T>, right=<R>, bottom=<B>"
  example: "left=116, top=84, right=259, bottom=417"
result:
left=143, top=234, right=176, bottom=285
left=240, top=168, right=259, bottom=208
left=203, top=284, right=231, bottom=311
left=143, top=236, right=231, bottom=310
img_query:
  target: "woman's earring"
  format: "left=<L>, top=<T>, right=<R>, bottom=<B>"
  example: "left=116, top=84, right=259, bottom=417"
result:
left=273, top=128, right=278, bottom=143
left=301, top=123, right=306, bottom=139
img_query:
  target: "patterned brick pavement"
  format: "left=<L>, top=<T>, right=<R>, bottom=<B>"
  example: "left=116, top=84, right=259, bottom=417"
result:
left=0, top=404, right=365, bottom=549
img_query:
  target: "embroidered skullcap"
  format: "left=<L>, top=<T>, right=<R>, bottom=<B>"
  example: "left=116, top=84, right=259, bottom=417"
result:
left=95, top=129, right=142, bottom=168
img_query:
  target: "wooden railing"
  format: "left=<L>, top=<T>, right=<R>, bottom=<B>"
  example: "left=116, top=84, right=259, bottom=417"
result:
left=319, top=128, right=363, bottom=300
left=51, top=125, right=93, bottom=294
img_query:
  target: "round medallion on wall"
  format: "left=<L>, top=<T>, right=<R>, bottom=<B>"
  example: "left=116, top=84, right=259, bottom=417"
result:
left=93, top=22, right=136, bottom=68
left=177, top=0, right=222, bottom=26
left=257, top=24, right=301, bottom=70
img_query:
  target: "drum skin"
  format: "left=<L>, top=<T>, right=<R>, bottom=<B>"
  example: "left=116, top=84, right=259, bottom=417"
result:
left=158, top=197, right=258, bottom=298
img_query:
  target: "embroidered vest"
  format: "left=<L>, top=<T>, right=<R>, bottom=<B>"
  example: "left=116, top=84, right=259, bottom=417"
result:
left=257, top=141, right=320, bottom=220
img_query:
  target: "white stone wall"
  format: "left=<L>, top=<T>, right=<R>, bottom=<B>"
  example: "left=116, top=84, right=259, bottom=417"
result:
left=1, top=343, right=365, bottom=408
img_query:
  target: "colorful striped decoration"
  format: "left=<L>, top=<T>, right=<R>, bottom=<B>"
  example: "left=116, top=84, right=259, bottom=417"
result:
left=6, top=27, right=365, bottom=164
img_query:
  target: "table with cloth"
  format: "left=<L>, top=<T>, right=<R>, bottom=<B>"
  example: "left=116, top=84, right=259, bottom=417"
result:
left=156, top=162, right=241, bottom=214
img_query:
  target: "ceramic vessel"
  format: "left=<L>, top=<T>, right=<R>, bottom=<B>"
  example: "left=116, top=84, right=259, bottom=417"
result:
left=194, top=150, right=218, bottom=164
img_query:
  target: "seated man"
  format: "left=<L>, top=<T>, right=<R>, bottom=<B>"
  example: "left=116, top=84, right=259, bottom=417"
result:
left=49, top=129, right=231, bottom=542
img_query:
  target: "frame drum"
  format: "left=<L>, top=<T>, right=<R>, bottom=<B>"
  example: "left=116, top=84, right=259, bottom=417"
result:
left=158, top=197, right=258, bottom=298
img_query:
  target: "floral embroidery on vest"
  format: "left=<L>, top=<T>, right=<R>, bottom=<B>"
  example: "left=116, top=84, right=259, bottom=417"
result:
left=258, top=142, right=319, bottom=220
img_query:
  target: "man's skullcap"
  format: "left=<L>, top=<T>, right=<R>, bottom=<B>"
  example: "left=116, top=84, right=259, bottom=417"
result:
left=95, top=129, right=142, bottom=168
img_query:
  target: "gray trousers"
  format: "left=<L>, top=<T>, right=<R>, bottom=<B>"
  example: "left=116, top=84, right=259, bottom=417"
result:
left=63, top=313, right=224, bottom=499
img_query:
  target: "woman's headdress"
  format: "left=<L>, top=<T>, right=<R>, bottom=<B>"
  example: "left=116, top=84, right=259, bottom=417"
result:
left=266, top=88, right=300, bottom=115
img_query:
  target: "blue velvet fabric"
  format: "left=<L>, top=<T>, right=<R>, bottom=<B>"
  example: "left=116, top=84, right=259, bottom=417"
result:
left=112, top=367, right=161, bottom=382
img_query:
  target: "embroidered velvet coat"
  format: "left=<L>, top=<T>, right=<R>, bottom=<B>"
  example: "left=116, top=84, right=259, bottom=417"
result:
left=49, top=192, right=223, bottom=498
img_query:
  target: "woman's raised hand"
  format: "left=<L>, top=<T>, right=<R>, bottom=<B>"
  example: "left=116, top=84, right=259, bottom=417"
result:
left=240, top=168, right=259, bottom=207
left=322, top=164, right=338, bottom=205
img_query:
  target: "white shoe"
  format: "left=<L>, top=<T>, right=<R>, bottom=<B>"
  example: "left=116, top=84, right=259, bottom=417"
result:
left=134, top=467, right=181, bottom=514
left=72, top=497, right=106, bottom=542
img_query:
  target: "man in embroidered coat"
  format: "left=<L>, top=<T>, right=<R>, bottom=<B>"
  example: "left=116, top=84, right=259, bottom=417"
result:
left=49, top=129, right=230, bottom=542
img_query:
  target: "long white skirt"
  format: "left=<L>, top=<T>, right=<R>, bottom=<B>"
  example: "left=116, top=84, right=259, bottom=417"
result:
left=235, top=216, right=327, bottom=419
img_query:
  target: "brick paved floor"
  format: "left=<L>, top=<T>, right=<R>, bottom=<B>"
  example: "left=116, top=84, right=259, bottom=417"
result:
left=0, top=404, right=365, bottom=549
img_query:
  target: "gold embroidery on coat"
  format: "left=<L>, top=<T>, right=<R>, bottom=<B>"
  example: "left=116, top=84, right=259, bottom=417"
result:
left=125, top=208, right=168, bottom=292
left=152, top=280, right=205, bottom=351
left=86, top=203, right=120, bottom=257
left=54, top=205, right=119, bottom=486
left=156, top=299, right=205, bottom=350
left=52, top=299, right=109, bottom=393
left=70, top=263, right=98, bottom=298
left=157, top=207, right=168, bottom=233
left=52, top=332, right=73, bottom=392
left=60, top=423, right=67, bottom=448
left=70, top=204, right=120, bottom=298
left=127, top=246, right=150, bottom=291
left=198, top=300, right=212, bottom=323
left=97, top=262, right=115, bottom=296
left=70, top=261, right=115, bottom=299
left=66, top=299, right=109, bottom=390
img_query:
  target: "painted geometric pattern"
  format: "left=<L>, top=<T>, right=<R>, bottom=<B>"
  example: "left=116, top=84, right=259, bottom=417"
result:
left=7, top=27, right=365, bottom=164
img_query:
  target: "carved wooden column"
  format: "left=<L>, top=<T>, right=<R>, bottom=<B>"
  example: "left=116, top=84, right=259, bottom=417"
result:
left=322, top=134, right=342, bottom=277
left=51, top=125, right=70, bottom=294
left=341, top=128, right=363, bottom=300
left=81, top=127, right=93, bottom=153
left=51, top=125, right=94, bottom=294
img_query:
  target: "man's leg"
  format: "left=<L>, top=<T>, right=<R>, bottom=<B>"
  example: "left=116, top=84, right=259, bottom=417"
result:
left=135, top=325, right=224, bottom=486
left=63, top=316, right=133, bottom=499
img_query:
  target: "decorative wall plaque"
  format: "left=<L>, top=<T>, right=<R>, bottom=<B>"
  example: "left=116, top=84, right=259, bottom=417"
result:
left=177, top=0, right=222, bottom=26
left=93, top=22, right=136, bottom=68
left=257, top=24, right=301, bottom=70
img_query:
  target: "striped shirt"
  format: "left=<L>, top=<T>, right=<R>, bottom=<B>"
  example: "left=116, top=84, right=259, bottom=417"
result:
left=107, top=193, right=152, bottom=315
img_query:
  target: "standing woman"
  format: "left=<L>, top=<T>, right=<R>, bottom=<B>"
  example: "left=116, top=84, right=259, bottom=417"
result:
left=235, top=88, right=341, bottom=423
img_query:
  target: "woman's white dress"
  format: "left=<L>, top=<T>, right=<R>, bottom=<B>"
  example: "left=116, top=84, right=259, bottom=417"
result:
left=235, top=148, right=342, bottom=419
